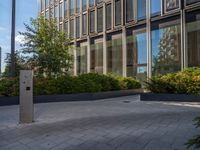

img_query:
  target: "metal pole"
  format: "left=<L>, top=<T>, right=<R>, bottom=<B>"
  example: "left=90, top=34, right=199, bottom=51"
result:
left=10, top=0, right=16, bottom=77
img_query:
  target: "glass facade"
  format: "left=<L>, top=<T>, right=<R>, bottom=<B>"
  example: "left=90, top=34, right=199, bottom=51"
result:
left=127, top=29, right=147, bottom=80
left=40, top=0, right=200, bottom=78
left=151, top=19, right=181, bottom=75
left=107, top=34, right=123, bottom=75
left=186, top=10, right=200, bottom=67
left=77, top=44, right=88, bottom=74
left=151, top=0, right=161, bottom=16
left=137, top=0, right=146, bottom=20
left=90, top=39, right=103, bottom=73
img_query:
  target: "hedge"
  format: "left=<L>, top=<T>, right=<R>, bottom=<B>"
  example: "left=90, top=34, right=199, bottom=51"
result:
left=0, top=73, right=141, bottom=96
left=145, top=67, right=200, bottom=95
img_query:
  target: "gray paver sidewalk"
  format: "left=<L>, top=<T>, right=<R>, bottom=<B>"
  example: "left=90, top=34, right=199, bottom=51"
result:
left=0, top=95, right=200, bottom=150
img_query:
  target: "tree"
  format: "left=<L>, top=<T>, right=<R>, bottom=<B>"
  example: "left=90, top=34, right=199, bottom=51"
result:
left=19, top=16, right=73, bottom=78
left=1, top=50, right=27, bottom=77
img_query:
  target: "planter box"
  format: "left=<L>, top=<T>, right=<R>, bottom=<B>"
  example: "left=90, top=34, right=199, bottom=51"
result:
left=140, top=93, right=200, bottom=102
left=0, top=89, right=143, bottom=106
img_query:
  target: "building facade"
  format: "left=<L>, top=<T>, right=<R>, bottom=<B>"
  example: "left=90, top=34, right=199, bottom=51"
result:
left=39, top=0, right=200, bottom=80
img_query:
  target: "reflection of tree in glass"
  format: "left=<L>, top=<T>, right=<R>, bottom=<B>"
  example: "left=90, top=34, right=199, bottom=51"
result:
left=156, top=26, right=180, bottom=74
left=166, top=0, right=179, bottom=11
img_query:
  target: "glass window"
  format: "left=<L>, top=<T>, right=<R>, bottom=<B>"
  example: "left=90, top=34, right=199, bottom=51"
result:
left=45, top=11, right=49, bottom=19
left=82, top=0, right=87, bottom=12
left=127, top=30, right=147, bottom=80
left=151, top=0, right=161, bottom=16
left=126, top=0, right=134, bottom=22
left=76, top=17, right=80, bottom=38
left=151, top=19, right=181, bottom=75
left=70, top=19, right=74, bottom=38
left=41, top=0, right=45, bottom=11
left=77, top=43, right=88, bottom=74
left=64, top=21, right=68, bottom=35
left=70, top=0, right=74, bottom=15
left=89, top=0, right=95, bottom=7
left=54, top=5, right=58, bottom=22
left=45, top=0, right=49, bottom=9
left=50, top=0, right=53, bottom=5
left=50, top=7, right=53, bottom=18
left=186, top=10, right=200, bottom=67
left=186, top=0, right=200, bottom=5
left=76, top=0, right=80, bottom=13
left=107, top=34, right=123, bottom=75
left=82, top=14, right=87, bottom=35
left=59, top=24, right=63, bottom=31
left=90, top=11, right=95, bottom=33
left=106, top=4, right=112, bottom=30
left=97, top=7, right=103, bottom=32
left=96, top=0, right=103, bottom=3
left=64, top=0, right=68, bottom=17
left=164, top=0, right=179, bottom=12
left=115, top=0, right=121, bottom=26
left=90, top=40, right=103, bottom=73
left=137, top=0, right=146, bottom=20
left=59, top=3, right=63, bottom=22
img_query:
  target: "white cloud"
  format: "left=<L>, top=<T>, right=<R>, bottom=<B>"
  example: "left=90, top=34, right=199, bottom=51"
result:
left=15, top=35, right=26, bottom=44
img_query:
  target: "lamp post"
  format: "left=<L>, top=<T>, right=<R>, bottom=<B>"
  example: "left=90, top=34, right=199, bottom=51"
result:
left=10, top=0, right=16, bottom=77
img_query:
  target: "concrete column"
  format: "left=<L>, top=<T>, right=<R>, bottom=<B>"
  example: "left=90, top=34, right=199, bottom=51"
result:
left=19, top=70, right=33, bottom=124
left=181, top=9, right=187, bottom=69
left=146, top=0, right=152, bottom=79
left=122, top=26, right=127, bottom=77
left=103, top=2, right=107, bottom=74
left=87, top=36, right=91, bottom=73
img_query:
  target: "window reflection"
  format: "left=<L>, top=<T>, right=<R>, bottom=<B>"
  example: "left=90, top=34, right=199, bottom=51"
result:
left=77, top=44, right=88, bottom=74
left=152, top=19, right=181, bottom=75
left=90, top=39, right=103, bottom=73
left=107, top=35, right=123, bottom=76
left=127, top=30, right=147, bottom=80
left=151, top=0, right=161, bottom=16
left=137, top=0, right=146, bottom=20
left=186, top=11, right=200, bottom=67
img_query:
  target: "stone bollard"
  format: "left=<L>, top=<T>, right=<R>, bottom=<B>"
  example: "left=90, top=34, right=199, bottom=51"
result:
left=19, top=70, right=34, bottom=124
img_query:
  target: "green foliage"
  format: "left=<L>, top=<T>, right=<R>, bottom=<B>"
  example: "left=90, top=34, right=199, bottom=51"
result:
left=0, top=73, right=141, bottom=96
left=145, top=67, right=200, bottom=95
left=19, top=16, right=73, bottom=78
left=185, top=117, right=200, bottom=149
left=0, top=78, right=19, bottom=96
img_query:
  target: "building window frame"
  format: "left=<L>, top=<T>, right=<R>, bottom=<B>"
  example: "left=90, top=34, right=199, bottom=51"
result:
left=162, top=0, right=181, bottom=15
left=114, top=0, right=122, bottom=27
left=125, top=0, right=137, bottom=23
left=184, top=0, right=200, bottom=8
left=106, top=2, right=112, bottom=30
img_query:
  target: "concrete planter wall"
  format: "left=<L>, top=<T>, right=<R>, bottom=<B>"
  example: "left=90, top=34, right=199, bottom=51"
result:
left=140, top=93, right=200, bottom=102
left=0, top=89, right=143, bottom=106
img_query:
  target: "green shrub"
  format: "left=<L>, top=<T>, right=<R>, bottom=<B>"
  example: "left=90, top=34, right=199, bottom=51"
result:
left=185, top=117, right=200, bottom=149
left=0, top=73, right=141, bottom=96
left=145, top=67, right=200, bottom=95
left=0, top=78, right=19, bottom=96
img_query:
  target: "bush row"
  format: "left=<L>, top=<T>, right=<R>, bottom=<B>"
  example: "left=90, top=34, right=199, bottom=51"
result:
left=145, top=67, right=200, bottom=95
left=0, top=73, right=141, bottom=96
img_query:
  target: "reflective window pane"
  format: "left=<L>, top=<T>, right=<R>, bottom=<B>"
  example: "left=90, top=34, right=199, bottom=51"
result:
left=107, top=34, right=123, bottom=75
left=76, top=0, right=80, bottom=13
left=45, top=0, right=49, bottom=8
left=70, top=19, right=74, bottom=38
left=77, top=44, right=88, bottom=74
left=186, top=11, right=200, bottom=67
left=70, top=0, right=74, bottom=15
left=115, top=0, right=121, bottom=26
left=90, top=40, right=103, bottom=73
left=82, top=0, right=87, bottom=12
left=151, top=19, right=181, bottom=75
left=127, top=30, right=147, bottom=80
left=151, top=0, right=161, bottom=16
left=137, top=0, right=146, bottom=20
left=106, top=4, right=112, bottom=30
left=90, top=11, right=95, bottom=33
left=76, top=17, right=80, bottom=38
left=126, top=0, right=134, bottom=22
left=186, top=0, right=200, bottom=5
left=59, top=3, right=63, bottom=22
left=164, top=0, right=179, bottom=12
left=82, top=14, right=87, bottom=35
left=89, top=0, right=95, bottom=7
left=64, top=0, right=68, bottom=17
left=97, top=7, right=103, bottom=32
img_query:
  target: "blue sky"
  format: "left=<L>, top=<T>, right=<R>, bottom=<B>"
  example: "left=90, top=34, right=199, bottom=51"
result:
left=0, top=0, right=38, bottom=72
